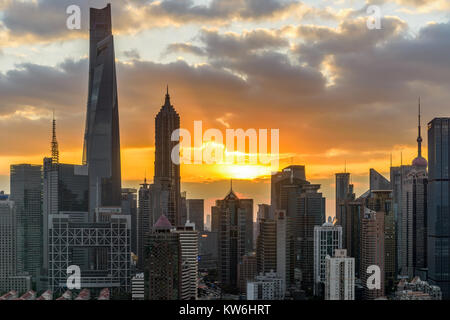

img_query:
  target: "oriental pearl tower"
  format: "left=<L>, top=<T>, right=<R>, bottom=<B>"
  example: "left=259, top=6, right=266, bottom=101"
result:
left=412, top=97, right=428, bottom=168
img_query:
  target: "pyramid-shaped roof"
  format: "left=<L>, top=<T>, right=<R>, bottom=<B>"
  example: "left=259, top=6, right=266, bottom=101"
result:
left=154, top=214, right=172, bottom=229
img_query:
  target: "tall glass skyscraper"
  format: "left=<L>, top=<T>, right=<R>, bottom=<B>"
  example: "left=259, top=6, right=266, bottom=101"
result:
left=428, top=118, right=450, bottom=298
left=83, top=4, right=122, bottom=220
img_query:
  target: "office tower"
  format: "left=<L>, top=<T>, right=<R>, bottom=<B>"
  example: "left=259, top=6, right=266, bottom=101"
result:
left=83, top=4, right=122, bottom=219
left=391, top=163, right=413, bottom=276
left=270, top=165, right=308, bottom=215
left=10, top=164, right=42, bottom=286
left=325, top=249, right=355, bottom=300
left=198, top=231, right=219, bottom=270
left=48, top=210, right=131, bottom=295
left=370, top=168, right=391, bottom=191
left=275, top=210, right=295, bottom=294
left=256, top=218, right=277, bottom=275
left=335, top=172, right=350, bottom=216
left=211, top=185, right=253, bottom=291
left=0, top=200, right=32, bottom=294
left=187, top=199, right=204, bottom=231
left=247, top=271, right=285, bottom=300
left=336, top=183, right=364, bottom=278
left=145, top=215, right=179, bottom=300
left=313, top=218, right=342, bottom=296
left=173, top=224, right=199, bottom=300
left=137, top=179, right=151, bottom=270
left=238, top=254, right=257, bottom=294
left=271, top=166, right=325, bottom=295
left=255, top=204, right=271, bottom=249
left=400, top=104, right=428, bottom=279
left=122, top=188, right=138, bottom=255
left=294, top=184, right=326, bottom=294
left=360, top=208, right=385, bottom=300
left=131, top=273, right=145, bottom=300
left=153, top=87, right=181, bottom=226
left=366, top=191, right=396, bottom=293
left=428, top=118, right=450, bottom=298
left=240, top=198, right=254, bottom=254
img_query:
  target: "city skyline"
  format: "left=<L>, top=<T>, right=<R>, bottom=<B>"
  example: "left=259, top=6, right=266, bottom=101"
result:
left=1, top=1, right=450, bottom=303
left=1, top=0, right=450, bottom=216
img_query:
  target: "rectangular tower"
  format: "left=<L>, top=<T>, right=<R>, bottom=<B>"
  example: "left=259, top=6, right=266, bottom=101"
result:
left=427, top=118, right=450, bottom=298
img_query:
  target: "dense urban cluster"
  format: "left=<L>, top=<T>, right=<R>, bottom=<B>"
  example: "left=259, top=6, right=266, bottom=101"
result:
left=0, top=4, right=448, bottom=301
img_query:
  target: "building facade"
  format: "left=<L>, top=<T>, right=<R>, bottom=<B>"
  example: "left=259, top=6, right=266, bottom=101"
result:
left=313, top=219, right=342, bottom=296
left=325, top=249, right=355, bottom=300
left=427, top=118, right=450, bottom=298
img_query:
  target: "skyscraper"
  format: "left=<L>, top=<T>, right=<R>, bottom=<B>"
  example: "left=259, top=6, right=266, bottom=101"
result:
left=313, top=218, right=342, bottom=296
left=153, top=87, right=181, bottom=226
left=212, top=185, right=253, bottom=291
left=173, top=223, right=199, bottom=300
left=325, top=249, right=355, bottom=300
left=137, top=178, right=151, bottom=270
left=271, top=166, right=326, bottom=295
left=335, top=172, right=350, bottom=216
left=122, top=188, right=138, bottom=255
left=186, top=199, right=204, bottom=231
left=256, top=218, right=277, bottom=275
left=400, top=102, right=428, bottom=279
left=0, top=199, right=31, bottom=294
left=360, top=207, right=385, bottom=300
left=10, top=164, right=42, bottom=286
left=83, top=4, right=122, bottom=220
left=427, top=118, right=450, bottom=298
left=145, top=215, right=179, bottom=300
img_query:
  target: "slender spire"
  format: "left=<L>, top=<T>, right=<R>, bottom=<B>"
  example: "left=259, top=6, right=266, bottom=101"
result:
left=51, top=111, right=59, bottom=164
left=230, top=178, right=233, bottom=192
left=165, top=84, right=171, bottom=106
left=417, top=97, right=423, bottom=158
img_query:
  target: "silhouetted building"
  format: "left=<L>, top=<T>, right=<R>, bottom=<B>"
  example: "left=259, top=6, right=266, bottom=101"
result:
left=153, top=87, right=181, bottom=226
left=122, top=188, right=138, bottom=255
left=198, top=231, right=218, bottom=270
left=428, top=118, right=450, bottom=298
left=212, top=185, right=253, bottom=291
left=238, top=254, right=257, bottom=294
left=335, top=172, right=350, bottom=217
left=256, top=218, right=277, bottom=275
left=145, top=215, right=179, bottom=300
left=10, top=164, right=42, bottom=286
left=271, top=166, right=326, bottom=295
left=0, top=199, right=32, bottom=294
left=137, top=179, right=151, bottom=270
left=187, top=199, right=204, bottom=231
left=83, top=4, right=122, bottom=219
